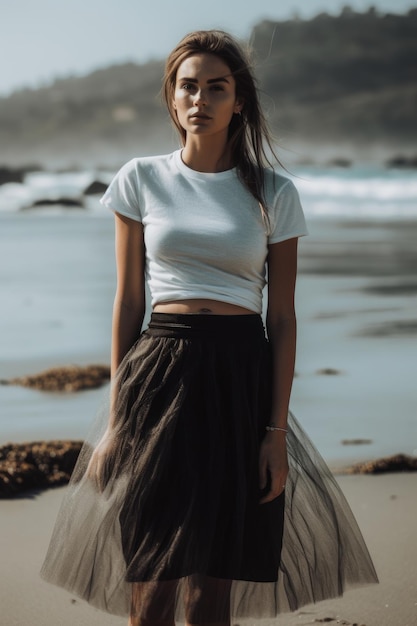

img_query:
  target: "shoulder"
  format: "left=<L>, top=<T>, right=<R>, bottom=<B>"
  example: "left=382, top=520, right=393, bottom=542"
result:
left=101, top=152, right=178, bottom=220
left=116, top=151, right=178, bottom=180
left=263, top=169, right=299, bottom=202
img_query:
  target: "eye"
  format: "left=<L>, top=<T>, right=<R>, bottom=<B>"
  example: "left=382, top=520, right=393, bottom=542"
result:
left=210, top=84, right=224, bottom=91
left=181, top=82, right=195, bottom=91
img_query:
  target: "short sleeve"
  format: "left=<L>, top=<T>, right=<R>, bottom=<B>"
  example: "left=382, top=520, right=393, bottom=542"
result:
left=100, top=159, right=142, bottom=222
left=268, top=179, right=308, bottom=244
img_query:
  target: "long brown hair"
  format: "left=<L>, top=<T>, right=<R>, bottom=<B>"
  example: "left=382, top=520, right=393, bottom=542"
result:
left=162, top=30, right=279, bottom=218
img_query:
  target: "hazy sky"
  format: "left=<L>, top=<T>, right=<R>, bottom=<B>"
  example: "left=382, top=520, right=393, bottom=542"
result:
left=1, top=0, right=414, bottom=95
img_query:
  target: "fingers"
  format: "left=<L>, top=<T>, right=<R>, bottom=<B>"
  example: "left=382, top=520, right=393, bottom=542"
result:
left=86, top=454, right=105, bottom=492
left=259, top=481, right=286, bottom=504
left=259, top=453, right=288, bottom=502
left=258, top=440, right=289, bottom=503
left=96, top=457, right=107, bottom=493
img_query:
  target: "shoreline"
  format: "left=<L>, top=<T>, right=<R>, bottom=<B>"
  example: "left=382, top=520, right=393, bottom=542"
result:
left=1, top=436, right=416, bottom=499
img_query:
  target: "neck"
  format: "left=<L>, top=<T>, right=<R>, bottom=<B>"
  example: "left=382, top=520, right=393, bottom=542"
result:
left=181, top=134, right=233, bottom=173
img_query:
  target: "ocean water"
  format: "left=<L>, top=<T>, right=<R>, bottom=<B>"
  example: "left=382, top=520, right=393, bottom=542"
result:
left=1, top=165, right=416, bottom=466
left=295, top=165, right=417, bottom=220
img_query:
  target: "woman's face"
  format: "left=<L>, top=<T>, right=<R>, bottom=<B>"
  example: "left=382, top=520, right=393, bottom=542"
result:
left=173, top=53, right=242, bottom=140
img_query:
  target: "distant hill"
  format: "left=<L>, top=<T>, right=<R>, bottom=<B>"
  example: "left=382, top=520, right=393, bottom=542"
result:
left=1, top=7, right=416, bottom=167
left=251, top=7, right=417, bottom=156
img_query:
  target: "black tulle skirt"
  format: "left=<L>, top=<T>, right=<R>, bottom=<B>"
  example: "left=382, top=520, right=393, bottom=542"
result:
left=41, top=313, right=377, bottom=621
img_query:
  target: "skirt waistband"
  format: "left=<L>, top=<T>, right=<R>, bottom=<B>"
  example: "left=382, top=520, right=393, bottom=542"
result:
left=147, top=312, right=265, bottom=339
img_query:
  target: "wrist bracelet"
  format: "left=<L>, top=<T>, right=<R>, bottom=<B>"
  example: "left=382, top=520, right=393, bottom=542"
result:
left=265, top=425, right=288, bottom=433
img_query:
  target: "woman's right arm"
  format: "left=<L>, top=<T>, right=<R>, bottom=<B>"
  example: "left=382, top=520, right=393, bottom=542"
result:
left=103, top=210, right=146, bottom=430
left=111, top=212, right=146, bottom=376
left=87, top=212, right=145, bottom=487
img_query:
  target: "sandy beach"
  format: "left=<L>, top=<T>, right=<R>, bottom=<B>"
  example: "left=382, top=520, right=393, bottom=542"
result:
left=0, top=474, right=415, bottom=626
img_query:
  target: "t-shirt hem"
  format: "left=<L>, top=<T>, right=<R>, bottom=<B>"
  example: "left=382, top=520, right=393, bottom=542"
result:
left=150, top=293, right=261, bottom=314
left=268, top=229, right=308, bottom=245
left=100, top=199, right=143, bottom=223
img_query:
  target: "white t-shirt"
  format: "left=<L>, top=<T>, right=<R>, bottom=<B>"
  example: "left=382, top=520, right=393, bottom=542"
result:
left=101, top=150, right=308, bottom=313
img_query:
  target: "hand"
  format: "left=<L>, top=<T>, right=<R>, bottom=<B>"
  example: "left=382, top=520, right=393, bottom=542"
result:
left=259, top=432, right=289, bottom=504
left=86, top=430, right=116, bottom=492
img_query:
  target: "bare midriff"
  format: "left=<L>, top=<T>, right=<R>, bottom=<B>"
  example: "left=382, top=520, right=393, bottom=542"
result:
left=153, top=299, right=255, bottom=315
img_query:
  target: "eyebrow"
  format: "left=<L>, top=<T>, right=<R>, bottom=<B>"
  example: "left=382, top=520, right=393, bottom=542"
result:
left=177, top=76, right=230, bottom=84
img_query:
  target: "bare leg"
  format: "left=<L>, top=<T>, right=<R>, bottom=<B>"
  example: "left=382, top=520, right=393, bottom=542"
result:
left=185, top=575, right=232, bottom=626
left=128, top=580, right=178, bottom=626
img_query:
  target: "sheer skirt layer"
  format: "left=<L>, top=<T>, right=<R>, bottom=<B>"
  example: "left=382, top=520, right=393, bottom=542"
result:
left=41, top=313, right=378, bottom=619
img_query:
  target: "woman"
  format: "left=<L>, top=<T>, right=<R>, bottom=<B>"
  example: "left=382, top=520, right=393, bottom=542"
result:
left=41, top=30, right=377, bottom=625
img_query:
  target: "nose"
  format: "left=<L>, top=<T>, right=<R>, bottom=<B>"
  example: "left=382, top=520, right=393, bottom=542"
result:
left=193, top=89, right=207, bottom=106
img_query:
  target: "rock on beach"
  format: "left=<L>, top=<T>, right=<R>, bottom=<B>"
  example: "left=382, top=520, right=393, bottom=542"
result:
left=0, top=441, right=83, bottom=497
left=344, top=453, right=417, bottom=474
left=83, top=180, right=108, bottom=195
left=27, top=197, right=84, bottom=209
left=2, top=364, right=110, bottom=392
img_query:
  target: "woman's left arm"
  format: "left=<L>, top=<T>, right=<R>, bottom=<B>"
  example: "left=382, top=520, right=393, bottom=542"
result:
left=259, top=237, right=299, bottom=504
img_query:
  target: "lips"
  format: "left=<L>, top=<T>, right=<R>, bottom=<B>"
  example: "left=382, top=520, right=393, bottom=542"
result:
left=189, top=113, right=211, bottom=120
